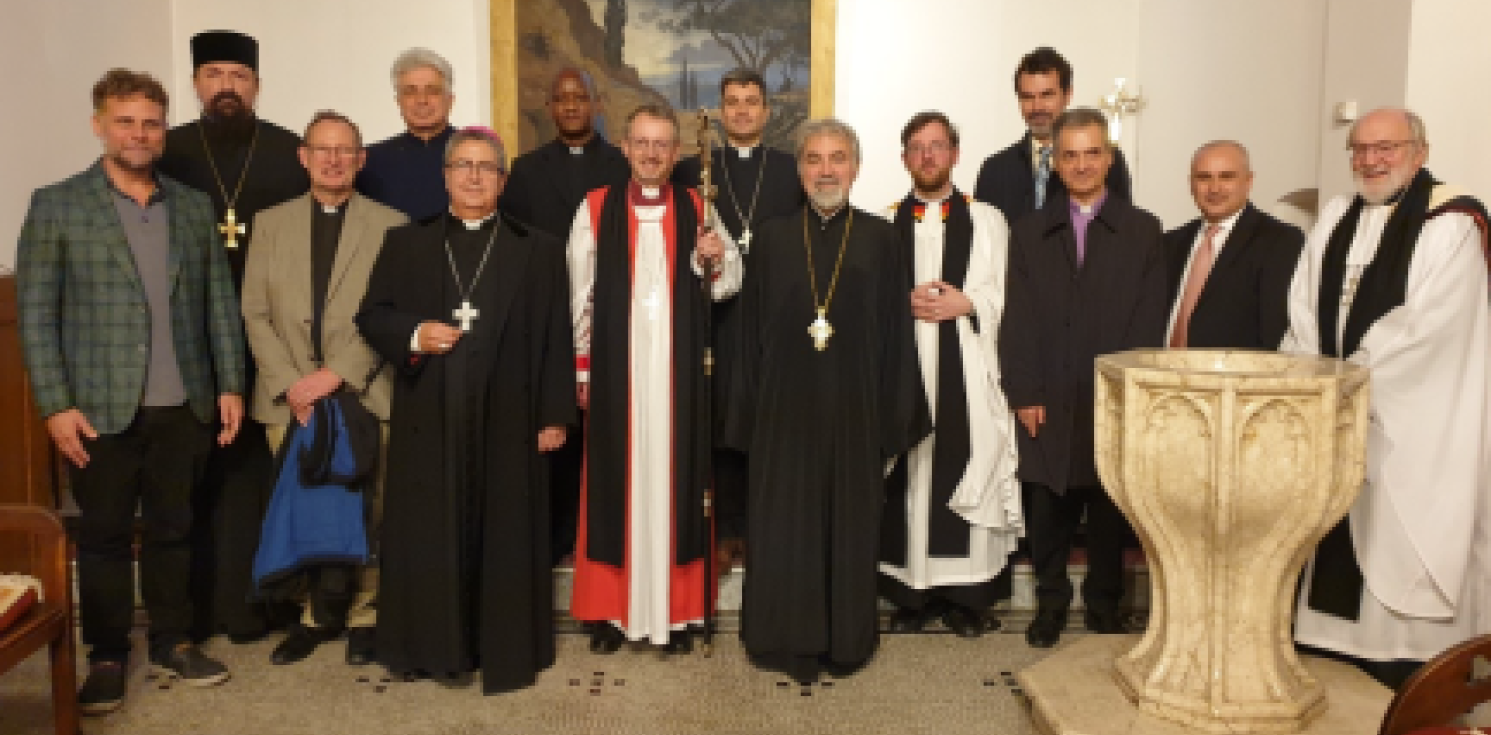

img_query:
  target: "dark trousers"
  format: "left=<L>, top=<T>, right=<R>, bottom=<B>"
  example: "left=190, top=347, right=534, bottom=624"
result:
left=550, top=410, right=585, bottom=565
left=70, top=406, right=210, bottom=662
left=191, top=420, right=284, bottom=639
left=1024, top=481, right=1130, bottom=613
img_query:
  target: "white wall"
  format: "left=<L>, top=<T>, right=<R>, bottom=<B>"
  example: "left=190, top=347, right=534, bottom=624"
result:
left=835, top=0, right=1141, bottom=216
left=1314, top=0, right=1413, bottom=204
left=168, top=0, right=491, bottom=141
left=1406, top=0, right=1491, bottom=201
left=1131, top=0, right=1327, bottom=228
left=0, top=0, right=175, bottom=270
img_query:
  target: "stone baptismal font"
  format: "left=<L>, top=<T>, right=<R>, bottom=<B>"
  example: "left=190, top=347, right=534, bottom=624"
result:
left=1019, top=349, right=1394, bottom=735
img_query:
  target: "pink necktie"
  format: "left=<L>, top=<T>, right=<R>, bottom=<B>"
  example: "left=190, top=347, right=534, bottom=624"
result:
left=1170, top=224, right=1220, bottom=348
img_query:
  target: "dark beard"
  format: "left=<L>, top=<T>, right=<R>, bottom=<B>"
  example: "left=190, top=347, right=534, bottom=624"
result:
left=205, top=91, right=256, bottom=142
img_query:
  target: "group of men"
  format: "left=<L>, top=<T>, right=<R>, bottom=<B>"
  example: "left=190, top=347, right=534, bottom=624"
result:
left=15, top=29, right=1488, bottom=714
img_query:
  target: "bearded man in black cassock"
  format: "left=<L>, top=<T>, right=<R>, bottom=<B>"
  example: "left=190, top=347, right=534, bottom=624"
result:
left=356, top=127, right=575, bottom=694
left=156, top=30, right=310, bottom=644
left=725, top=119, right=931, bottom=685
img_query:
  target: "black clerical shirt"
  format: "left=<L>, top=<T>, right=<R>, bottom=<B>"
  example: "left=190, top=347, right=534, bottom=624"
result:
left=310, top=199, right=348, bottom=362
left=358, top=127, right=455, bottom=222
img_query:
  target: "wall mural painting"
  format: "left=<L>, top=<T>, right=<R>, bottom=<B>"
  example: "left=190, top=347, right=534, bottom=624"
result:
left=502, top=0, right=826, bottom=156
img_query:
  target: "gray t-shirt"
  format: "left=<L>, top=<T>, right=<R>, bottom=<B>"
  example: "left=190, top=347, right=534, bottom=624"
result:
left=110, top=182, right=188, bottom=408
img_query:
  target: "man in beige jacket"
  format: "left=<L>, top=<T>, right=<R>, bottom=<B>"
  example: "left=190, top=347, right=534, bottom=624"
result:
left=241, top=110, right=406, bottom=667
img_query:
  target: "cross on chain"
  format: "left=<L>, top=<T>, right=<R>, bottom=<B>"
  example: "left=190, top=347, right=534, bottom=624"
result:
left=453, top=300, right=480, bottom=332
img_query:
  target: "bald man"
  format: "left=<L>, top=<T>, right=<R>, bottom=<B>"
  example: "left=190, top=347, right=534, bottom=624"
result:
left=1163, top=141, right=1303, bottom=350
left=498, top=68, right=630, bottom=568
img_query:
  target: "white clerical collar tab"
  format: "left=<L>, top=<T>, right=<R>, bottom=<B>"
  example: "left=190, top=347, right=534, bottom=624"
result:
left=569, top=146, right=584, bottom=155
left=735, top=146, right=754, bottom=159
left=453, top=209, right=498, bottom=230
left=321, top=204, right=340, bottom=215
left=641, top=186, right=661, bottom=199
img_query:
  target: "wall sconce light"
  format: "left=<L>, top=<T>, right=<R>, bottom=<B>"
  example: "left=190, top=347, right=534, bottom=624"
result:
left=1099, top=77, right=1145, bottom=145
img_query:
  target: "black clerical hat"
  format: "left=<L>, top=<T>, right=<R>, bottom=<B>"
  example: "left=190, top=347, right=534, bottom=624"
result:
left=191, top=30, right=258, bottom=71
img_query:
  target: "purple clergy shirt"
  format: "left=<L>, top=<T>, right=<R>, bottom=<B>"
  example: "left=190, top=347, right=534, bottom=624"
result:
left=1068, top=191, right=1109, bottom=265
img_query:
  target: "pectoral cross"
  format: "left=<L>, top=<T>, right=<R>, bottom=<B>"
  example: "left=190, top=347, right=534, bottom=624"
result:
left=808, top=308, right=834, bottom=351
left=453, top=300, right=480, bottom=332
left=218, top=207, right=246, bottom=249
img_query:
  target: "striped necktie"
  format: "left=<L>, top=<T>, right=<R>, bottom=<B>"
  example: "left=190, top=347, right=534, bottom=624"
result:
left=1033, top=145, right=1053, bottom=209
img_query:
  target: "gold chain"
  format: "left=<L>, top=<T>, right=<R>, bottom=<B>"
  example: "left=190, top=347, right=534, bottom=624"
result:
left=802, top=207, right=854, bottom=314
left=197, top=122, right=260, bottom=210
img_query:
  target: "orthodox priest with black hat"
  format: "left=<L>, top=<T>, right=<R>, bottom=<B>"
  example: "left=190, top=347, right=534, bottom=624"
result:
left=726, top=118, right=930, bottom=685
left=157, top=29, right=309, bottom=644
left=670, top=68, right=806, bottom=561
left=357, top=127, right=575, bottom=694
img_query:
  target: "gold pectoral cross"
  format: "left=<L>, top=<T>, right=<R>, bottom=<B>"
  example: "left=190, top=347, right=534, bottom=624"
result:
left=808, top=308, right=834, bottom=352
left=218, top=208, right=246, bottom=249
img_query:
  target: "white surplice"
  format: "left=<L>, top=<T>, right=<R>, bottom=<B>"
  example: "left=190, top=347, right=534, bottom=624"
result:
left=877, top=198, right=1024, bottom=590
left=1281, top=186, right=1491, bottom=661
left=568, top=193, right=740, bottom=644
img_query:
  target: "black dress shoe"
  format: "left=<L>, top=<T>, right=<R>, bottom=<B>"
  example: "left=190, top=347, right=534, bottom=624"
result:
left=664, top=630, right=693, bottom=654
left=887, top=607, right=930, bottom=633
left=1084, top=608, right=1129, bottom=634
left=941, top=606, right=986, bottom=638
left=1025, top=609, right=1066, bottom=649
left=589, top=623, right=625, bottom=654
left=271, top=625, right=340, bottom=665
left=345, top=627, right=377, bottom=666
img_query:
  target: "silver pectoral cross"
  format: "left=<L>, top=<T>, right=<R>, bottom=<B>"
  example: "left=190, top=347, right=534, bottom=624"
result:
left=453, top=300, right=480, bottom=332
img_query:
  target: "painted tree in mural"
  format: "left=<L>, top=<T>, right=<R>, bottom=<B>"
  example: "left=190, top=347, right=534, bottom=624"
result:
left=605, top=0, right=627, bottom=68
left=659, top=0, right=811, bottom=148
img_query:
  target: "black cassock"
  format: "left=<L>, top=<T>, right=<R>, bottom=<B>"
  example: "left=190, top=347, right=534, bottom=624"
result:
left=498, top=136, right=630, bottom=240
left=356, top=213, right=575, bottom=694
left=672, top=146, right=806, bottom=538
left=158, top=115, right=310, bottom=641
left=725, top=205, right=930, bottom=676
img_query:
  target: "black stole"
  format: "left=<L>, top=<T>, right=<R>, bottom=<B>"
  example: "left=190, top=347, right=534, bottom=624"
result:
left=883, top=191, right=975, bottom=562
left=585, top=184, right=711, bottom=567
left=1307, top=169, right=1437, bottom=620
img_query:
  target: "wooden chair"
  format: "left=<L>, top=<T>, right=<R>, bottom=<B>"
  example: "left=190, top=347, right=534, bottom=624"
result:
left=1379, top=634, right=1491, bottom=735
left=0, top=504, right=78, bottom=735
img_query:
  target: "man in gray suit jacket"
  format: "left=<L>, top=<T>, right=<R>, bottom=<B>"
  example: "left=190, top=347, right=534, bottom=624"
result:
left=16, top=69, right=245, bottom=714
left=240, top=111, right=406, bottom=667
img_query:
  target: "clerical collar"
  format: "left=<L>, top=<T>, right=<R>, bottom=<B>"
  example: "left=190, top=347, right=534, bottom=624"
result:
left=732, top=144, right=757, bottom=159
left=406, top=125, right=453, bottom=147
left=449, top=209, right=499, bottom=230
left=629, top=181, right=668, bottom=206
left=913, top=188, right=953, bottom=205
left=561, top=135, right=596, bottom=155
left=313, top=197, right=349, bottom=216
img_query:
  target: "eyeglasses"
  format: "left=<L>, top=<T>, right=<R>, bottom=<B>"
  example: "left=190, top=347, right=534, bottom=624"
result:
left=446, top=160, right=505, bottom=176
left=905, top=141, right=951, bottom=157
left=627, top=139, right=677, bottom=153
left=307, top=145, right=360, bottom=158
left=1347, top=140, right=1418, bottom=159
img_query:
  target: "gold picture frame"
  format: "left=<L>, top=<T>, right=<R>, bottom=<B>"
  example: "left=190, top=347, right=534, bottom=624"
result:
left=490, top=0, right=837, bottom=154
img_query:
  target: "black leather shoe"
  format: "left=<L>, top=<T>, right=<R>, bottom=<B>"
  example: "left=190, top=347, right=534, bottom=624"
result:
left=271, top=626, right=339, bottom=665
left=941, top=606, right=986, bottom=638
left=1025, top=608, right=1066, bottom=648
left=1084, top=608, right=1129, bottom=634
left=664, top=630, right=693, bottom=654
left=589, top=623, right=625, bottom=654
left=345, top=627, right=377, bottom=666
left=887, top=607, right=929, bottom=633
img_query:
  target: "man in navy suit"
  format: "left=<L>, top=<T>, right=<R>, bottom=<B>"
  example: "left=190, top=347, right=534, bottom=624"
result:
left=1164, top=141, right=1303, bottom=350
left=973, top=47, right=1131, bottom=226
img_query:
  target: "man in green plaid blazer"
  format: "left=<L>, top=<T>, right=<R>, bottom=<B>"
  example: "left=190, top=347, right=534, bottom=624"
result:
left=15, top=69, right=245, bottom=714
